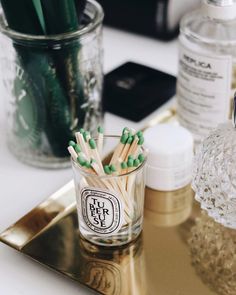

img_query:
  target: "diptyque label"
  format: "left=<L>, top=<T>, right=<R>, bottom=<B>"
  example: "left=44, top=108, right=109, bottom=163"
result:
left=80, top=188, right=123, bottom=235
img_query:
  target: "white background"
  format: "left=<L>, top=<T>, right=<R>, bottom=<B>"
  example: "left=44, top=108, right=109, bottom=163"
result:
left=0, top=27, right=178, bottom=295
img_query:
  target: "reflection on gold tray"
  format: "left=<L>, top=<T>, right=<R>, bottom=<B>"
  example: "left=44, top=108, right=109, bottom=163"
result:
left=0, top=109, right=223, bottom=295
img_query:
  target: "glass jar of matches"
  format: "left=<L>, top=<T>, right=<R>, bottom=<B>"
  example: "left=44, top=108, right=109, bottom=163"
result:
left=68, top=127, right=147, bottom=247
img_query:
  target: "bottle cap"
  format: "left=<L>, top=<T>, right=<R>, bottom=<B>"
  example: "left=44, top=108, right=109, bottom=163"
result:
left=144, top=124, right=194, bottom=191
left=144, top=124, right=193, bottom=169
left=202, top=0, right=236, bottom=20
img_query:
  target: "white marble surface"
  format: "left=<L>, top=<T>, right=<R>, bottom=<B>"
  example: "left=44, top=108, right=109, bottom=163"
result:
left=0, top=26, right=178, bottom=295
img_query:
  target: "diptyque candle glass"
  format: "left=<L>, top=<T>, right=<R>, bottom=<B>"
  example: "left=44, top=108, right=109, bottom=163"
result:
left=72, top=136, right=147, bottom=247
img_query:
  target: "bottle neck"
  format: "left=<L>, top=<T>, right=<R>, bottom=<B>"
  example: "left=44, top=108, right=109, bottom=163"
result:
left=208, top=0, right=235, bottom=5
left=202, top=0, right=236, bottom=20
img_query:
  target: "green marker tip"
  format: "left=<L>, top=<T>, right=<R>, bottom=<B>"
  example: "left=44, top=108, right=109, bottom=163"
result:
left=120, top=133, right=129, bottom=144
left=83, top=131, right=90, bottom=142
left=97, top=126, right=104, bottom=134
left=69, top=140, right=76, bottom=147
left=77, top=156, right=86, bottom=166
left=122, top=127, right=129, bottom=135
left=127, top=158, right=134, bottom=168
left=134, top=159, right=140, bottom=167
left=110, top=164, right=116, bottom=172
left=89, top=138, right=96, bottom=149
left=104, top=165, right=111, bottom=175
left=136, top=131, right=143, bottom=138
left=79, top=128, right=85, bottom=134
left=121, top=162, right=127, bottom=169
left=138, top=136, right=144, bottom=145
left=127, top=136, right=134, bottom=144
left=85, top=161, right=91, bottom=169
left=138, top=153, right=145, bottom=163
left=74, top=144, right=81, bottom=153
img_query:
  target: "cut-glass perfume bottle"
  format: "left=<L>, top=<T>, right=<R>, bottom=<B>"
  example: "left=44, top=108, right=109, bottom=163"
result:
left=189, top=212, right=236, bottom=295
left=192, top=94, right=236, bottom=229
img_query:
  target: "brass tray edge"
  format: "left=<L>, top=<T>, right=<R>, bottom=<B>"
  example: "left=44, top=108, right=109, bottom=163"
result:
left=0, top=181, right=76, bottom=250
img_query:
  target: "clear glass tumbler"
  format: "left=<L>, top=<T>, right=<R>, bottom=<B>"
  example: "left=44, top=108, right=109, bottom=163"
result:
left=72, top=136, right=147, bottom=247
left=0, top=0, right=104, bottom=168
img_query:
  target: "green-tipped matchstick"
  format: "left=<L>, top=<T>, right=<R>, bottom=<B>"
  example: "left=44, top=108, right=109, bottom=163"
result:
left=97, top=126, right=104, bottom=155
left=104, top=165, right=111, bottom=175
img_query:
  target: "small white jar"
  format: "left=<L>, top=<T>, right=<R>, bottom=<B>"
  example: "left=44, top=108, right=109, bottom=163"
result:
left=144, top=124, right=194, bottom=191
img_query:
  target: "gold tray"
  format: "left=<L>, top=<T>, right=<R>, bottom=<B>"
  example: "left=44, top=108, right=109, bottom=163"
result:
left=0, top=109, right=222, bottom=295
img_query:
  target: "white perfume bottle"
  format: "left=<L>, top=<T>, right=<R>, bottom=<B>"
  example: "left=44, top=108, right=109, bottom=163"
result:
left=177, top=0, right=236, bottom=143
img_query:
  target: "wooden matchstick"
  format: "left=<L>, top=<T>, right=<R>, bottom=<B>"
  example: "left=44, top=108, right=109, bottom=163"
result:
left=89, top=138, right=104, bottom=172
left=67, top=146, right=78, bottom=161
left=109, top=131, right=129, bottom=165
left=76, top=131, right=90, bottom=159
left=97, top=126, right=104, bottom=156
left=75, top=128, right=84, bottom=143
left=124, top=135, right=139, bottom=161
left=118, top=135, right=134, bottom=163
left=125, top=131, right=144, bottom=162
